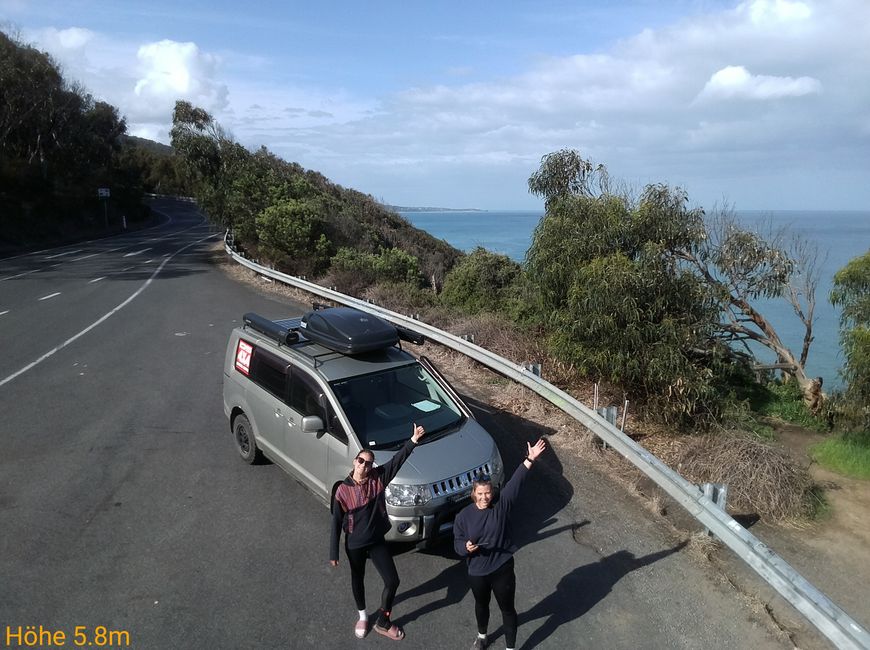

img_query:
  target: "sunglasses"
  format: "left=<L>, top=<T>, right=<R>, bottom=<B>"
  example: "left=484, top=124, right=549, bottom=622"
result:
left=355, top=457, right=374, bottom=467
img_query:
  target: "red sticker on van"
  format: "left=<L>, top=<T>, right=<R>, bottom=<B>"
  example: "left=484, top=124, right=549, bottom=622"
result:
left=235, top=339, right=253, bottom=375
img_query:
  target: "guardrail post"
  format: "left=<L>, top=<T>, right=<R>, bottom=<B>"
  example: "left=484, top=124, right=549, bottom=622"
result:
left=523, top=362, right=541, bottom=377
left=595, top=406, right=619, bottom=449
left=702, top=483, right=729, bottom=537
left=462, top=333, right=475, bottom=344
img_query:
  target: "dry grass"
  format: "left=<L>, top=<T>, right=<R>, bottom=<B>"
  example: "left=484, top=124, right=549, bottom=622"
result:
left=661, top=433, right=815, bottom=521
left=687, top=530, right=722, bottom=561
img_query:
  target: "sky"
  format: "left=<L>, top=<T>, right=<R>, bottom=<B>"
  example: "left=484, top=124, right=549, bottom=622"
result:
left=2, top=0, right=869, bottom=210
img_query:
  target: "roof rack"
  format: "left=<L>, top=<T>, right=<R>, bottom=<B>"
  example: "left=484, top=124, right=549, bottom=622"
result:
left=244, top=306, right=425, bottom=366
left=242, top=312, right=299, bottom=346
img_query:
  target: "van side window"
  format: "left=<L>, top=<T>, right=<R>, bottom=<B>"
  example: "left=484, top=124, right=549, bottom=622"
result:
left=289, top=371, right=324, bottom=418
left=326, top=403, right=348, bottom=445
left=290, top=372, right=347, bottom=443
left=249, top=347, right=289, bottom=399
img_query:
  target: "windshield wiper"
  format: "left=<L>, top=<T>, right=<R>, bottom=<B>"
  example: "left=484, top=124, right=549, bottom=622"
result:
left=418, top=416, right=466, bottom=442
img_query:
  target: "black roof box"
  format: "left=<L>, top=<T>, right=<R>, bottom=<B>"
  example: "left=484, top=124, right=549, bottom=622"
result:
left=301, top=306, right=398, bottom=355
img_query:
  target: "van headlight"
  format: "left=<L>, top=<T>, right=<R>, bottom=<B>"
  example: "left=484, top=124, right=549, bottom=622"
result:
left=385, top=483, right=432, bottom=506
left=489, top=449, right=504, bottom=481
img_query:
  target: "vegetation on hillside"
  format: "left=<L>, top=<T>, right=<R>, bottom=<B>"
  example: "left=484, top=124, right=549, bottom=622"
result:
left=169, top=100, right=462, bottom=287
left=0, top=31, right=193, bottom=246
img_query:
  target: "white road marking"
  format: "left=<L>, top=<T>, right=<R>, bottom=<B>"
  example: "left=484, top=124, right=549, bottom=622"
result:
left=0, top=310, right=9, bottom=316
left=0, top=233, right=218, bottom=388
left=89, top=277, right=106, bottom=283
left=121, top=266, right=134, bottom=272
left=1, top=269, right=39, bottom=281
left=73, top=252, right=102, bottom=261
left=124, top=248, right=151, bottom=257
left=38, top=292, right=61, bottom=301
left=0, top=263, right=61, bottom=282
left=144, top=259, right=153, bottom=263
left=44, top=249, right=82, bottom=259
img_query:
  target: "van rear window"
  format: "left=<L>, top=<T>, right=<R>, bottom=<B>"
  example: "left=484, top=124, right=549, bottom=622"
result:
left=236, top=339, right=289, bottom=400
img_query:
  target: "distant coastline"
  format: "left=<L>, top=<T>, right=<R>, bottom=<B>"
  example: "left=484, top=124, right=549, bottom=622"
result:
left=386, top=204, right=486, bottom=212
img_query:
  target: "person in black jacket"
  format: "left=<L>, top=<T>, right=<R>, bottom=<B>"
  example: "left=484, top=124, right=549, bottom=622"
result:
left=329, top=423, right=426, bottom=640
left=453, top=437, right=548, bottom=650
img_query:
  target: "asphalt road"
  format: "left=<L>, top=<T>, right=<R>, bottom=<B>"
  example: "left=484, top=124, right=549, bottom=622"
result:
left=0, top=198, right=791, bottom=649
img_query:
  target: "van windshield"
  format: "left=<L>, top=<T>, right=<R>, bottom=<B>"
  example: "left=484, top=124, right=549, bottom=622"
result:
left=330, top=362, right=464, bottom=450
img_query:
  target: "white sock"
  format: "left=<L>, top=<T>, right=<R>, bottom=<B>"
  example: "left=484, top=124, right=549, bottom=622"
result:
left=359, top=610, right=367, bottom=621
left=478, top=633, right=487, bottom=639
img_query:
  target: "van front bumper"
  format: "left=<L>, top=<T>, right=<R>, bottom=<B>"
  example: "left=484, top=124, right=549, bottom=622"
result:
left=384, top=488, right=490, bottom=544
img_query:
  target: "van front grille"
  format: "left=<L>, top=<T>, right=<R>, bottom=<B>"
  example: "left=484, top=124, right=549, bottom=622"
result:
left=429, top=463, right=493, bottom=499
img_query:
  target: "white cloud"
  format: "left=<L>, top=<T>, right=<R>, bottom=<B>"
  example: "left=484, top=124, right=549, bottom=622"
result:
left=132, top=40, right=228, bottom=121
left=696, top=65, right=821, bottom=101
left=739, top=0, right=812, bottom=26
left=14, top=0, right=870, bottom=209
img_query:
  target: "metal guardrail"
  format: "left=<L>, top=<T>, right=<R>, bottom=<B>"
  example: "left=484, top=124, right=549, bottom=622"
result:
left=225, top=238, right=870, bottom=650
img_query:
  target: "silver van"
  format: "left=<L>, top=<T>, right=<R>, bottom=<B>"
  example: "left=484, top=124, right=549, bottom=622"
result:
left=222, top=306, right=504, bottom=544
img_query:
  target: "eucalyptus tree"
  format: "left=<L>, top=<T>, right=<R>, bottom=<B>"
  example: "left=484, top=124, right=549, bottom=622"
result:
left=674, top=208, right=824, bottom=403
left=526, top=149, right=824, bottom=418
left=527, top=160, right=721, bottom=423
left=830, top=250, right=870, bottom=426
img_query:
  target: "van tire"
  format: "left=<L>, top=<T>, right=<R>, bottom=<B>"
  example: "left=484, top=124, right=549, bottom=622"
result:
left=232, top=414, right=261, bottom=464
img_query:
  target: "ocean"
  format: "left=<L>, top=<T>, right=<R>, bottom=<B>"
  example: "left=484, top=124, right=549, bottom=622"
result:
left=400, top=209, right=870, bottom=389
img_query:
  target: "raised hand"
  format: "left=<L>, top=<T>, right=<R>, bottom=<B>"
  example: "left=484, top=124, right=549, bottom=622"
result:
left=527, top=437, right=548, bottom=462
left=411, top=423, right=426, bottom=444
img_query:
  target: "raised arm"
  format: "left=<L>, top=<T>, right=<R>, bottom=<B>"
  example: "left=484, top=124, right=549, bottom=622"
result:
left=379, top=423, right=426, bottom=485
left=496, top=438, right=548, bottom=514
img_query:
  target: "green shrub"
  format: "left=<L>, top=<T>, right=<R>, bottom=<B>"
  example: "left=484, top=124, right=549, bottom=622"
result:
left=330, top=247, right=422, bottom=290
left=440, top=247, right=523, bottom=315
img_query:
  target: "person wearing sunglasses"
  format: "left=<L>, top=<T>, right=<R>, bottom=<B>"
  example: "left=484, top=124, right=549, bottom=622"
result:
left=453, top=437, right=548, bottom=650
left=329, top=422, right=426, bottom=641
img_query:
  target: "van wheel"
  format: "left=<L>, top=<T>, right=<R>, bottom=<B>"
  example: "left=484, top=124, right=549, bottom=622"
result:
left=232, top=414, right=261, bottom=464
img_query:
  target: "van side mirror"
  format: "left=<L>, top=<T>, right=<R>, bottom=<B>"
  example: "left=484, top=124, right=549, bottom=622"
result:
left=301, top=415, right=324, bottom=434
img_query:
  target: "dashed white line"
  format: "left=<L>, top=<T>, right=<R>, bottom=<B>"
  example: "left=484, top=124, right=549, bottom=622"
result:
left=121, top=266, right=134, bottom=272
left=44, top=249, right=82, bottom=259
left=123, top=248, right=151, bottom=257
left=1, top=268, right=39, bottom=281
left=73, top=252, right=102, bottom=261
left=89, top=277, right=106, bottom=284
left=0, top=310, right=9, bottom=316
left=0, top=263, right=61, bottom=282
left=0, top=232, right=218, bottom=388
left=38, top=292, right=61, bottom=301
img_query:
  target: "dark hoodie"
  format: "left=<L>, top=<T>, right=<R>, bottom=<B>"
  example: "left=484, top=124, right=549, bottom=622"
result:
left=329, top=438, right=417, bottom=561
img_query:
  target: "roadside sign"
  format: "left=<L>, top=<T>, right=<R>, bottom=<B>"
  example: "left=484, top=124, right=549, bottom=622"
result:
left=98, top=188, right=110, bottom=198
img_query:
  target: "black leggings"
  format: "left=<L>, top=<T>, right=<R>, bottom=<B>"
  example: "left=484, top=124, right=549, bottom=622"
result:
left=345, top=540, right=400, bottom=624
left=468, top=557, right=518, bottom=648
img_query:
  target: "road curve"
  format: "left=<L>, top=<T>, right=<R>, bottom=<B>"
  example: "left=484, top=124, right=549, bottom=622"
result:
left=0, top=198, right=792, bottom=649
